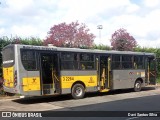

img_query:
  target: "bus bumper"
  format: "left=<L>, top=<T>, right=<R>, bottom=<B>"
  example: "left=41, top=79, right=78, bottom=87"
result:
left=3, top=85, right=19, bottom=94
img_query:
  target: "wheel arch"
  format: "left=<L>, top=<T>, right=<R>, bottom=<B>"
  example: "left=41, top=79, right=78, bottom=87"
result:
left=71, top=80, right=86, bottom=90
left=135, top=77, right=143, bottom=84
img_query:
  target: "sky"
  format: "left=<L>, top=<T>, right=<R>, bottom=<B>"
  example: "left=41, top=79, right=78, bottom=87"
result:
left=0, top=0, right=160, bottom=47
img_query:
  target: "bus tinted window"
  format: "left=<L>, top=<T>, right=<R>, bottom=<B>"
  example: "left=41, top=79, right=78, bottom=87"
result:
left=2, top=46, right=14, bottom=67
left=21, top=50, right=37, bottom=70
left=61, top=53, right=78, bottom=70
left=112, top=55, right=121, bottom=69
left=80, top=54, right=95, bottom=70
left=122, top=55, right=133, bottom=69
left=134, top=56, right=144, bottom=69
left=61, top=53, right=77, bottom=61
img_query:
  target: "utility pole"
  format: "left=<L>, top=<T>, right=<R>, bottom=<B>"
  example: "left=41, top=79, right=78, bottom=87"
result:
left=97, top=25, right=103, bottom=45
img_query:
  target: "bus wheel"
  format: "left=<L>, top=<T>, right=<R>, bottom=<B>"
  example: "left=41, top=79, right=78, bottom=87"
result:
left=134, top=80, right=142, bottom=92
left=71, top=84, right=85, bottom=99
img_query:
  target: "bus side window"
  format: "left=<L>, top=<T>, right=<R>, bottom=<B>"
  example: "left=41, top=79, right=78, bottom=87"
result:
left=61, top=53, right=78, bottom=70
left=112, top=55, right=121, bottom=69
left=79, top=54, right=95, bottom=70
left=21, top=50, right=37, bottom=71
left=134, top=56, right=144, bottom=69
left=122, top=55, right=132, bottom=69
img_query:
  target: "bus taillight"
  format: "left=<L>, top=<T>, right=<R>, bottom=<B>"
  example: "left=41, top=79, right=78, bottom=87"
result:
left=14, top=70, right=17, bottom=87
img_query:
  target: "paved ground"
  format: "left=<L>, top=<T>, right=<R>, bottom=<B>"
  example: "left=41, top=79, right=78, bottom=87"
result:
left=0, top=86, right=160, bottom=111
left=0, top=86, right=160, bottom=120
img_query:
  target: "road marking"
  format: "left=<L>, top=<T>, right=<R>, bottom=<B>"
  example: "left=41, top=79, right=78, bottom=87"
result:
left=126, top=117, right=139, bottom=120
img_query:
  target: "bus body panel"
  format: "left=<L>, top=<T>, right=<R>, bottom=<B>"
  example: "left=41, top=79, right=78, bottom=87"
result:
left=60, top=70, right=98, bottom=94
left=112, top=69, right=145, bottom=89
left=18, top=71, right=41, bottom=96
left=22, top=77, right=40, bottom=91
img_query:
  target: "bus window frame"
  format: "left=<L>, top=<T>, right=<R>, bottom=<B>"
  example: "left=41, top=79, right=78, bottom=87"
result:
left=121, top=55, right=133, bottom=69
left=111, top=54, right=121, bottom=70
left=79, top=53, right=95, bottom=70
left=20, top=49, right=37, bottom=71
left=60, top=52, right=78, bottom=70
left=133, top=55, right=144, bottom=69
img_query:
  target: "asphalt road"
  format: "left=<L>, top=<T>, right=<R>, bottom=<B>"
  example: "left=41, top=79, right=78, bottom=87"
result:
left=41, top=93, right=160, bottom=120
left=0, top=86, right=160, bottom=120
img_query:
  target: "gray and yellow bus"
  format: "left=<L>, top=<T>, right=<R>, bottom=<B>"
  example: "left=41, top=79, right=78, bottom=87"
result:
left=2, top=44, right=157, bottom=99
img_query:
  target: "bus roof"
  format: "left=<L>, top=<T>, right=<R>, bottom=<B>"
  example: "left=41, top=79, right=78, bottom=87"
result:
left=4, top=44, right=155, bottom=56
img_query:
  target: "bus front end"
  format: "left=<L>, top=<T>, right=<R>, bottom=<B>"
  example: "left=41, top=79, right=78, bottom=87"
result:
left=2, top=45, right=19, bottom=94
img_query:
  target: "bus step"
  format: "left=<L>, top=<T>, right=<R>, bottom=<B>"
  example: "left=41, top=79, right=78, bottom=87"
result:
left=100, top=89, right=110, bottom=92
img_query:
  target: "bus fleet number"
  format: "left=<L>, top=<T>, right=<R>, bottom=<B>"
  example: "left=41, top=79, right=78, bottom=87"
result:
left=63, top=77, right=74, bottom=81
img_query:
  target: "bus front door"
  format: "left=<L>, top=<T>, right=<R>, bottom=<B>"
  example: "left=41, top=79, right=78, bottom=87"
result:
left=148, top=57, right=156, bottom=85
left=40, top=53, right=60, bottom=95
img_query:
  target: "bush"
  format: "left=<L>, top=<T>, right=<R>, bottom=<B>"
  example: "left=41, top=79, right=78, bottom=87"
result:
left=0, top=77, right=5, bottom=95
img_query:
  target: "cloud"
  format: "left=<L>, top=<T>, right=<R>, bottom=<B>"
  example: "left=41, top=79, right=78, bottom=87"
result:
left=0, top=28, right=5, bottom=35
left=143, top=0, right=160, bottom=8
left=0, top=0, right=160, bottom=47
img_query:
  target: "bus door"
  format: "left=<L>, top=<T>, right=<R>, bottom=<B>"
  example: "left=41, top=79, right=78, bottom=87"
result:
left=99, top=56, right=111, bottom=90
left=146, top=56, right=156, bottom=85
left=40, top=53, right=60, bottom=95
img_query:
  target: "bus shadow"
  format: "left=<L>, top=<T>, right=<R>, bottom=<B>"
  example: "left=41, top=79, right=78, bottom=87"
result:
left=86, top=86, right=156, bottom=97
left=12, top=86, right=157, bottom=104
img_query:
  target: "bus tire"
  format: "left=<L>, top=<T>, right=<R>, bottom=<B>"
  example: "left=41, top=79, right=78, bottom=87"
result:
left=134, top=80, right=142, bottom=92
left=71, top=83, right=85, bottom=99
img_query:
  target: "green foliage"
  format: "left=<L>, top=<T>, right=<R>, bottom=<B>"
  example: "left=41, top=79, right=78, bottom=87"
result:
left=134, top=46, right=160, bottom=78
left=11, top=37, right=43, bottom=46
left=134, top=46, right=157, bottom=53
left=157, top=78, right=160, bottom=83
left=93, top=44, right=111, bottom=50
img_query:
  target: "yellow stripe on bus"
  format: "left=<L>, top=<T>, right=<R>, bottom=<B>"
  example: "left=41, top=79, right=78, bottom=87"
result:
left=61, top=75, right=97, bottom=89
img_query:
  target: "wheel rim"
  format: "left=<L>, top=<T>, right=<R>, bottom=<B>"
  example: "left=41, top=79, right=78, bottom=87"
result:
left=135, top=82, right=140, bottom=89
left=75, top=87, right=83, bottom=97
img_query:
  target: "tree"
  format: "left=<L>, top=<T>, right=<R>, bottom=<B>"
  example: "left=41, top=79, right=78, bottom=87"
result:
left=11, top=36, right=43, bottom=46
left=111, top=28, right=137, bottom=51
left=43, top=21, right=95, bottom=48
left=156, top=49, right=160, bottom=78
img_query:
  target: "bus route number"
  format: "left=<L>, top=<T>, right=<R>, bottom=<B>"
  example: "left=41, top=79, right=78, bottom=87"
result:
left=63, top=77, right=74, bottom=81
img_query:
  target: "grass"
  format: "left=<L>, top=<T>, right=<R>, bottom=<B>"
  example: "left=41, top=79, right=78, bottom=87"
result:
left=156, top=78, right=160, bottom=83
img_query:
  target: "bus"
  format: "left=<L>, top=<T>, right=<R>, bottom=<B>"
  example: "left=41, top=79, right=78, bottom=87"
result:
left=2, top=44, right=157, bottom=99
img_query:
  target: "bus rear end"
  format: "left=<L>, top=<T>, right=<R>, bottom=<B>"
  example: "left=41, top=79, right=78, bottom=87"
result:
left=2, top=45, right=18, bottom=94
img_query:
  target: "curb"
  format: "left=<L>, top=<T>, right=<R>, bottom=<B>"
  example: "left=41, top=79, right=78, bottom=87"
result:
left=0, top=95, right=20, bottom=100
